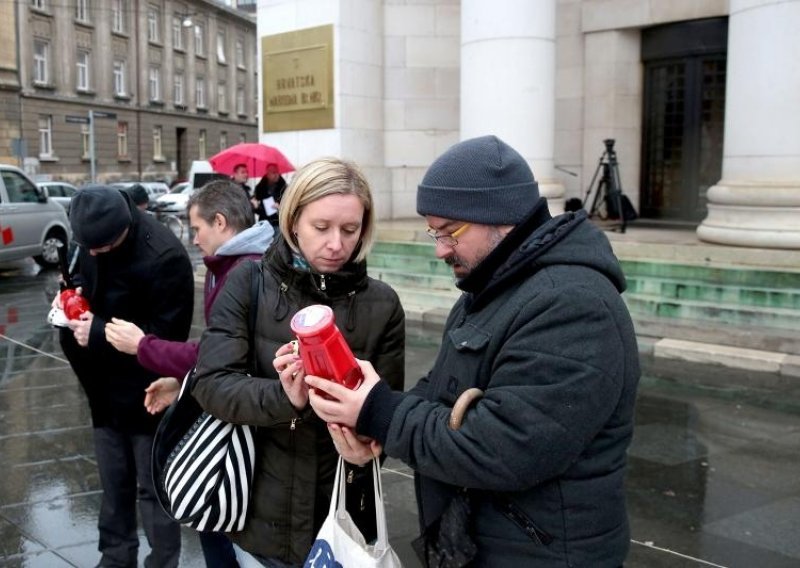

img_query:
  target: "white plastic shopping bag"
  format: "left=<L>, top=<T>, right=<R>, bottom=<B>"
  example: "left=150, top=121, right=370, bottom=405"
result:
left=304, top=456, right=402, bottom=568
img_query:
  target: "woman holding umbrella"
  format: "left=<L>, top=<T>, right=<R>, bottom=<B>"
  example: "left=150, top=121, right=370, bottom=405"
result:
left=191, top=157, right=405, bottom=566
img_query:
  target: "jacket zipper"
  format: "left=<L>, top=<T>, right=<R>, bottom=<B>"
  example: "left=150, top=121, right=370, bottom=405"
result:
left=285, top=417, right=298, bottom=559
left=319, top=274, right=327, bottom=291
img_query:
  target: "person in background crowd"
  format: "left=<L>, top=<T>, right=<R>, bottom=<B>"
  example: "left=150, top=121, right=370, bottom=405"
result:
left=56, top=186, right=194, bottom=568
left=192, top=157, right=406, bottom=567
left=106, top=180, right=274, bottom=567
left=307, top=136, right=641, bottom=567
left=252, top=163, right=287, bottom=228
left=232, top=163, right=252, bottom=199
left=126, top=184, right=150, bottom=211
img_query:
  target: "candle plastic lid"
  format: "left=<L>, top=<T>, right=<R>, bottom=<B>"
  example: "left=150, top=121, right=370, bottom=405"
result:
left=290, top=304, right=333, bottom=335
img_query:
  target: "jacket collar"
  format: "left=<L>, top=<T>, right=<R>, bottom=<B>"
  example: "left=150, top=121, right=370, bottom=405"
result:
left=264, top=235, right=368, bottom=300
left=457, top=197, right=552, bottom=296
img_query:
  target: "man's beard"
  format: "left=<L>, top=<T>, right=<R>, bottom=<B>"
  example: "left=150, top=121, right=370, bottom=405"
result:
left=445, top=227, right=505, bottom=277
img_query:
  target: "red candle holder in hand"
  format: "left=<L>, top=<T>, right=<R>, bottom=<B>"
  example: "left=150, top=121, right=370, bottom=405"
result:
left=290, top=304, right=363, bottom=390
left=61, top=289, right=91, bottom=320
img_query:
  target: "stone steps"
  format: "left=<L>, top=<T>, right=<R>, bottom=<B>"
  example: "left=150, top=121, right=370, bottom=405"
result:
left=619, top=260, right=800, bottom=289
left=624, top=293, right=799, bottom=330
left=621, top=259, right=800, bottom=332
left=368, top=239, right=800, bottom=349
left=370, top=266, right=456, bottom=292
left=625, top=276, right=800, bottom=310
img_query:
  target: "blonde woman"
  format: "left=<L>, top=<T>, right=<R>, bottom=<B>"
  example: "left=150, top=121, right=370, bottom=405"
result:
left=192, top=158, right=405, bottom=567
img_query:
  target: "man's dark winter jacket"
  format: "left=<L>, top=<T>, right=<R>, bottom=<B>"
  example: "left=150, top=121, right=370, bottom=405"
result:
left=60, top=195, right=194, bottom=434
left=360, top=201, right=640, bottom=567
left=193, top=236, right=405, bottom=563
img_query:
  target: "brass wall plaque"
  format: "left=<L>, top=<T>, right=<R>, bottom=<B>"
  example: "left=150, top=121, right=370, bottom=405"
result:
left=262, top=24, right=334, bottom=132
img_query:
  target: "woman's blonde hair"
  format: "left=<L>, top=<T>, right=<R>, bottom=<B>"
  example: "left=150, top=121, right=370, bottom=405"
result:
left=279, top=157, right=375, bottom=263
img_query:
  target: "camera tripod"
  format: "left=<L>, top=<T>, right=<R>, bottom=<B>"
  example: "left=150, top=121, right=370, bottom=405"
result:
left=582, top=139, right=635, bottom=233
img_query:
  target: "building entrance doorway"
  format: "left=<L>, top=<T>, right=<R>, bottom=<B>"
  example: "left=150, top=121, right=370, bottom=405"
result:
left=640, top=18, right=727, bottom=223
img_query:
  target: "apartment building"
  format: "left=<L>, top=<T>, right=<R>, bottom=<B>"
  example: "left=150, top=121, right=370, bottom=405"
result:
left=1, top=0, right=258, bottom=184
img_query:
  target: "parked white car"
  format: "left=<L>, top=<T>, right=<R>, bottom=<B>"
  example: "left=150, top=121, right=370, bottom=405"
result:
left=37, top=181, right=80, bottom=215
left=0, top=165, right=72, bottom=268
left=155, top=182, right=194, bottom=216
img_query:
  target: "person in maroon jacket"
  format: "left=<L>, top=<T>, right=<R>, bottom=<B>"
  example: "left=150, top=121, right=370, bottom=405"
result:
left=105, top=179, right=273, bottom=567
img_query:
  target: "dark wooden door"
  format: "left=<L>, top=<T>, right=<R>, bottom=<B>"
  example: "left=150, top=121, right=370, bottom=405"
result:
left=640, top=19, right=727, bottom=222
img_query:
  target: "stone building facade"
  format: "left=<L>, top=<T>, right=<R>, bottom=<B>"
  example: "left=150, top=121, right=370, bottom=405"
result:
left=1, top=0, right=258, bottom=185
left=256, top=0, right=799, bottom=250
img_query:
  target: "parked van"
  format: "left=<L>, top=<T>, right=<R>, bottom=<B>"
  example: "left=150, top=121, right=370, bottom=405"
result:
left=0, top=164, right=72, bottom=268
left=188, top=160, right=226, bottom=189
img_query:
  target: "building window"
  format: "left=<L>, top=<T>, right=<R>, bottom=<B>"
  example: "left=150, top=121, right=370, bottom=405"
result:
left=199, top=129, right=207, bottom=159
left=33, top=40, right=49, bottom=85
left=196, top=76, right=206, bottom=108
left=117, top=121, right=129, bottom=158
left=153, top=126, right=163, bottom=159
left=113, top=60, right=126, bottom=96
left=172, top=16, right=183, bottom=49
left=77, top=50, right=91, bottom=91
left=174, top=73, right=184, bottom=105
left=194, top=24, right=205, bottom=57
left=31, top=0, right=46, bottom=10
left=217, top=30, right=226, bottom=64
left=239, top=133, right=246, bottom=143
left=112, top=0, right=126, bottom=33
left=235, top=38, right=245, bottom=68
left=75, top=0, right=89, bottom=22
left=149, top=66, right=161, bottom=101
left=147, top=5, right=160, bottom=43
left=38, top=115, right=53, bottom=158
left=81, top=125, right=90, bottom=159
left=219, top=131, right=227, bottom=150
left=217, top=83, right=227, bottom=113
left=236, top=86, right=245, bottom=115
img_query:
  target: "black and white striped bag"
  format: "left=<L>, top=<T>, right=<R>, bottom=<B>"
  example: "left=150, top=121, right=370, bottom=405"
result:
left=160, top=378, right=255, bottom=531
left=152, top=261, right=261, bottom=532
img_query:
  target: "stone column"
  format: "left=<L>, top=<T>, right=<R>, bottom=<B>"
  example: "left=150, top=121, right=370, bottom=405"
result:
left=460, top=0, right=564, bottom=212
left=697, top=0, right=800, bottom=249
left=256, top=0, right=388, bottom=216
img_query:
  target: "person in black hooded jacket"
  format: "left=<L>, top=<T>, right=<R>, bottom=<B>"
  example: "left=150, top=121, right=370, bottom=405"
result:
left=252, top=163, right=287, bottom=227
left=192, top=157, right=405, bottom=566
left=57, top=186, right=194, bottom=567
left=308, top=136, right=641, bottom=567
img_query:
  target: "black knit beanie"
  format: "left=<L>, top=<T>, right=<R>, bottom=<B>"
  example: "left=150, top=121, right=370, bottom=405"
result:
left=417, top=135, right=539, bottom=225
left=70, top=186, right=132, bottom=248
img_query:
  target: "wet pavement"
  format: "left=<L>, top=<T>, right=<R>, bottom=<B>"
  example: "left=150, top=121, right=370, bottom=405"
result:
left=1, top=254, right=799, bottom=567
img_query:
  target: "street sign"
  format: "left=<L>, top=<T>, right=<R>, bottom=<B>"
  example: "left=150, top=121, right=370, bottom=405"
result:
left=92, top=111, right=117, bottom=119
left=65, top=115, right=90, bottom=124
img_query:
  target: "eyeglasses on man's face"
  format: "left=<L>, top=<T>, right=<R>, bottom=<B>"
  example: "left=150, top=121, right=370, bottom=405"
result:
left=425, top=223, right=471, bottom=247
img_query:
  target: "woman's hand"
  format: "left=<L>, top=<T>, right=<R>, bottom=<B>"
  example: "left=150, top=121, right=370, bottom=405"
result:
left=144, top=377, right=181, bottom=414
left=273, top=341, right=308, bottom=410
left=328, top=423, right=381, bottom=466
left=105, top=318, right=145, bottom=355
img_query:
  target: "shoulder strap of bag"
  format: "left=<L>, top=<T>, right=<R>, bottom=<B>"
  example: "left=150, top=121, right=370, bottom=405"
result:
left=331, top=456, right=391, bottom=552
left=186, top=259, right=261, bottom=390
left=246, top=260, right=261, bottom=375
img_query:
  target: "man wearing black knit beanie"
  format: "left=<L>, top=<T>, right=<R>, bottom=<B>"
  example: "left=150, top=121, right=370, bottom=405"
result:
left=55, top=186, right=193, bottom=567
left=307, top=135, right=641, bottom=567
